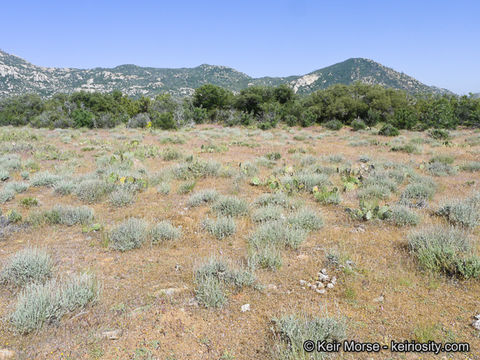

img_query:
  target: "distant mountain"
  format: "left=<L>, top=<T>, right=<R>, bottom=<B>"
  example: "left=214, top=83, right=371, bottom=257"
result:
left=0, top=50, right=453, bottom=98
left=472, top=93, right=480, bottom=99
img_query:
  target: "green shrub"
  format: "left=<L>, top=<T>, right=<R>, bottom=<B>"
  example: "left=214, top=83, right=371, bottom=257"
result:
left=31, top=172, right=62, bottom=187
left=429, top=154, right=454, bottom=165
left=408, top=226, right=480, bottom=279
left=20, top=197, right=38, bottom=207
left=426, top=161, right=457, bottom=177
left=287, top=208, right=324, bottom=231
left=195, top=275, right=226, bottom=308
left=388, top=205, right=420, bottom=226
left=251, top=205, right=283, bottom=223
left=187, top=189, right=219, bottom=207
left=357, top=184, right=391, bottom=200
left=161, top=147, right=183, bottom=161
left=351, top=118, right=367, bottom=131
left=109, top=187, right=135, bottom=207
left=109, top=218, right=148, bottom=251
left=75, top=179, right=113, bottom=203
left=5, top=181, right=29, bottom=194
left=265, top=152, right=281, bottom=161
left=401, top=177, right=436, bottom=201
left=324, top=119, right=343, bottom=131
left=248, top=242, right=283, bottom=271
left=0, top=188, right=15, bottom=203
left=428, top=129, right=450, bottom=140
left=296, top=172, right=330, bottom=192
left=250, top=221, right=307, bottom=251
left=437, top=194, right=480, bottom=228
left=49, top=205, right=94, bottom=226
left=53, top=180, right=76, bottom=195
left=0, top=169, right=10, bottom=181
left=379, top=124, right=399, bottom=136
left=177, top=180, right=196, bottom=194
left=156, top=182, right=170, bottom=195
left=10, top=273, right=99, bottom=334
left=314, top=188, right=341, bottom=205
left=194, top=257, right=255, bottom=308
left=150, top=221, right=181, bottom=243
left=461, top=161, right=480, bottom=172
left=212, top=196, right=248, bottom=217
left=254, top=193, right=290, bottom=208
left=272, top=314, right=347, bottom=360
left=0, top=248, right=52, bottom=287
left=202, top=217, right=236, bottom=239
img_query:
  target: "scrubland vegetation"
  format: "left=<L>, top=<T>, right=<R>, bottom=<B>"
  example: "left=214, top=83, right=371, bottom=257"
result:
left=0, top=115, right=479, bottom=359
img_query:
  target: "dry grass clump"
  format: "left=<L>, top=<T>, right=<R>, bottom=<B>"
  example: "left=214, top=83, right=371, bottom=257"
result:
left=0, top=248, right=53, bottom=287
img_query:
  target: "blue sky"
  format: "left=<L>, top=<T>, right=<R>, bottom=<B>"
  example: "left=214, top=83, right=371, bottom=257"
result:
left=1, top=0, right=479, bottom=94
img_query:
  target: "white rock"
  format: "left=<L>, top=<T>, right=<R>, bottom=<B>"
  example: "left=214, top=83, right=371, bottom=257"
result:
left=373, top=295, right=385, bottom=303
left=316, top=282, right=325, bottom=288
left=310, top=284, right=317, bottom=290
left=475, top=314, right=480, bottom=320
left=241, top=304, right=250, bottom=312
left=321, top=268, right=328, bottom=275
left=331, top=276, right=337, bottom=284
left=473, top=319, right=480, bottom=330
left=299, top=280, right=307, bottom=286
left=101, top=329, right=123, bottom=340
left=0, top=349, right=16, bottom=360
left=318, top=274, right=329, bottom=282
left=316, top=289, right=326, bottom=294
left=327, top=283, right=334, bottom=289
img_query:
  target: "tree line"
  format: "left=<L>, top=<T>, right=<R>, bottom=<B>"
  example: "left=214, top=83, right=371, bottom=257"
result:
left=0, top=83, right=479, bottom=131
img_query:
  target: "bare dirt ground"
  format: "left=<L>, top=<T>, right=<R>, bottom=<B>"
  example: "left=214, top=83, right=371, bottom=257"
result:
left=0, top=125, right=479, bottom=360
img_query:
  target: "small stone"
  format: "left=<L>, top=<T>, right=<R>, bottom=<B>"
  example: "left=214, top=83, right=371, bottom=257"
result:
left=475, top=314, right=480, bottom=320
left=327, top=283, right=334, bottom=289
left=473, top=319, right=480, bottom=330
left=299, top=280, right=307, bottom=286
left=321, top=268, right=328, bottom=275
left=102, top=329, right=123, bottom=340
left=310, top=284, right=317, bottom=290
left=155, top=287, right=186, bottom=296
left=318, top=274, right=329, bottom=282
left=316, top=282, right=325, bottom=288
left=316, top=289, right=326, bottom=294
left=331, top=276, right=337, bottom=285
left=0, top=349, right=16, bottom=360
left=306, top=282, right=312, bottom=288
left=373, top=295, right=384, bottom=303
left=241, top=304, right=250, bottom=312
left=266, top=284, right=277, bottom=291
